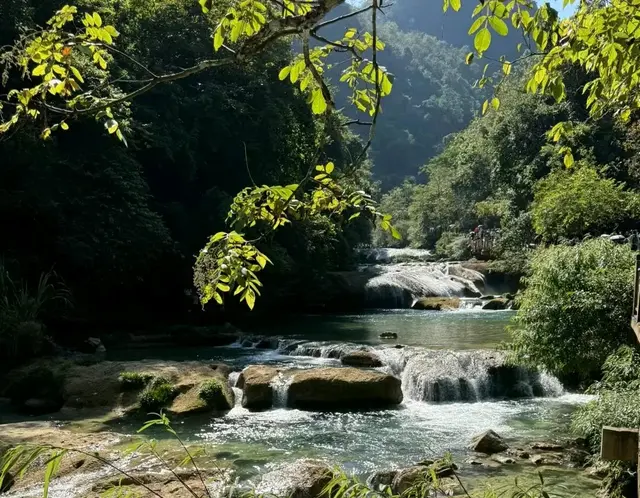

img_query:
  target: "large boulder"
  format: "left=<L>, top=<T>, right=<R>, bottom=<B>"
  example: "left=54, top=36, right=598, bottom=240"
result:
left=469, top=430, right=509, bottom=454
left=340, top=351, right=383, bottom=368
left=287, top=368, right=402, bottom=410
left=237, top=366, right=280, bottom=410
left=169, top=379, right=235, bottom=416
left=411, top=297, right=460, bottom=311
left=482, top=298, right=508, bottom=310
left=255, top=460, right=333, bottom=498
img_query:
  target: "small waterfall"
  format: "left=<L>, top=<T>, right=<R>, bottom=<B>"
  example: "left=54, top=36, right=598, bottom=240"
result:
left=229, top=371, right=241, bottom=388
left=270, top=372, right=294, bottom=408
left=377, top=348, right=563, bottom=402
left=282, top=341, right=362, bottom=359
left=357, top=248, right=434, bottom=264
left=362, top=262, right=484, bottom=308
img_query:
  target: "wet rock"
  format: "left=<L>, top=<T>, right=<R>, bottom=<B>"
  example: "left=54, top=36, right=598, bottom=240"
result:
left=169, top=379, right=234, bottom=416
left=23, top=397, right=63, bottom=415
left=530, top=453, right=563, bottom=466
left=466, top=459, right=484, bottom=466
left=564, top=448, right=591, bottom=467
left=391, top=467, right=430, bottom=494
left=367, top=470, right=398, bottom=490
left=530, top=441, right=564, bottom=451
left=492, top=454, right=516, bottom=465
left=237, top=365, right=279, bottom=410
left=80, top=337, right=106, bottom=355
left=340, top=351, right=383, bottom=368
left=411, top=297, right=460, bottom=311
left=394, top=344, right=405, bottom=349
left=506, top=448, right=530, bottom=459
left=287, top=367, right=402, bottom=410
left=379, top=332, right=398, bottom=339
left=254, top=338, right=280, bottom=350
left=469, top=430, right=508, bottom=454
left=209, top=363, right=232, bottom=378
left=482, top=298, right=508, bottom=310
left=255, top=460, right=333, bottom=498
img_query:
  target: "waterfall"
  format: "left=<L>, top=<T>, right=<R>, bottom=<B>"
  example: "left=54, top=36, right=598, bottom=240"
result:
left=282, top=341, right=362, bottom=359
left=229, top=371, right=241, bottom=388
left=357, top=248, right=435, bottom=264
left=377, top=348, right=563, bottom=402
left=362, top=262, right=485, bottom=308
left=270, top=372, right=294, bottom=408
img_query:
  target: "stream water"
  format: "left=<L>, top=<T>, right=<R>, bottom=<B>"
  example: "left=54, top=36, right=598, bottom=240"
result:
left=109, top=309, right=598, bottom=494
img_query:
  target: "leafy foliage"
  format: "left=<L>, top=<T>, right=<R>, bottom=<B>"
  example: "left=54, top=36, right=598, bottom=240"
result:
left=509, top=239, right=636, bottom=380
left=531, top=165, right=638, bottom=242
left=118, top=372, right=154, bottom=391
left=138, top=377, right=177, bottom=412
left=198, top=379, right=228, bottom=408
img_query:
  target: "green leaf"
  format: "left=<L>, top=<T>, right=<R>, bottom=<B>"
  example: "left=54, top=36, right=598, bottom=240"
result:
left=325, top=162, right=335, bottom=174
left=390, top=226, right=402, bottom=240
left=93, top=12, right=102, bottom=27
left=278, top=66, right=291, bottom=81
left=256, top=254, right=267, bottom=269
left=70, top=66, right=84, bottom=83
left=450, top=0, right=461, bottom=11
left=245, top=289, right=256, bottom=310
left=482, top=99, right=489, bottom=115
left=105, top=119, right=118, bottom=134
left=468, top=17, right=485, bottom=35
left=214, top=29, right=224, bottom=51
left=465, top=52, right=474, bottom=65
left=564, top=151, right=574, bottom=168
left=489, top=16, right=509, bottom=36
left=474, top=28, right=492, bottom=54
left=61, top=122, right=69, bottom=131
left=311, top=90, right=327, bottom=114
left=502, top=62, right=512, bottom=75
left=32, top=64, right=47, bottom=77
left=491, top=97, right=500, bottom=110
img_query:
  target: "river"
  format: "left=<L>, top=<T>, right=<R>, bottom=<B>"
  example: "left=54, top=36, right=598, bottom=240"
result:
left=107, top=309, right=599, bottom=494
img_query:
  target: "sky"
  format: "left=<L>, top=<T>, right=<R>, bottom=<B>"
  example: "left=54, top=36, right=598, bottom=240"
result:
left=548, top=0, right=578, bottom=18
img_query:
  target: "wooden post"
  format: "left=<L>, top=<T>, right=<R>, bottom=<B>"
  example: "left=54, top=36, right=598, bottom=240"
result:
left=601, top=426, right=640, bottom=496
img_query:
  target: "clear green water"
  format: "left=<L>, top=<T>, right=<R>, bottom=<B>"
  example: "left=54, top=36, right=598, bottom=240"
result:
left=107, top=310, right=599, bottom=496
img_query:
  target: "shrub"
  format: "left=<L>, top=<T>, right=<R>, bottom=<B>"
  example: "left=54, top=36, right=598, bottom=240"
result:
left=118, top=372, right=154, bottom=391
left=509, top=239, right=636, bottom=380
left=531, top=165, right=635, bottom=242
left=138, top=377, right=177, bottom=412
left=434, top=231, right=471, bottom=260
left=198, top=379, right=229, bottom=409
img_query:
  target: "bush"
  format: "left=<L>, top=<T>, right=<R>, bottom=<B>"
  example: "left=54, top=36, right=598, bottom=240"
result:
left=509, top=239, right=636, bottom=380
left=531, top=165, right=635, bottom=242
left=138, top=377, right=177, bottom=412
left=118, top=372, right=154, bottom=391
left=198, top=379, right=229, bottom=409
left=434, top=231, right=471, bottom=260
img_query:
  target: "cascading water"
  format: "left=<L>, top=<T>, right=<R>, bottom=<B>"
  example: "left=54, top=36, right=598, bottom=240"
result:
left=357, top=248, right=435, bottom=264
left=377, top=347, right=563, bottom=402
left=270, top=372, right=294, bottom=408
left=281, top=341, right=362, bottom=359
left=361, top=262, right=486, bottom=308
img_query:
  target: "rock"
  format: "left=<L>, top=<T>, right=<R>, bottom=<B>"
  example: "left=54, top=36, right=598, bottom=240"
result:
left=254, top=338, right=280, bottom=349
left=255, top=460, right=333, bottom=498
left=411, top=297, right=460, bottom=311
left=209, top=363, right=232, bottom=378
left=492, top=454, right=516, bottom=465
left=22, top=397, right=63, bottom=415
left=389, top=464, right=456, bottom=494
left=481, top=295, right=496, bottom=300
left=482, top=298, right=508, bottom=310
left=287, top=367, right=402, bottom=410
left=394, top=344, right=405, bottom=349
left=391, top=467, right=430, bottom=494
left=530, top=453, right=562, bottom=466
left=504, top=293, right=515, bottom=301
left=78, top=337, right=106, bottom=355
left=564, top=448, right=591, bottom=467
left=506, top=448, right=530, bottom=459
left=469, top=430, right=509, bottom=454
left=466, top=459, right=484, bottom=466
left=367, top=470, right=398, bottom=490
left=530, top=441, right=564, bottom=451
left=237, top=365, right=279, bottom=410
left=169, top=379, right=234, bottom=416
left=340, top=351, right=383, bottom=368
left=379, top=332, right=398, bottom=339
